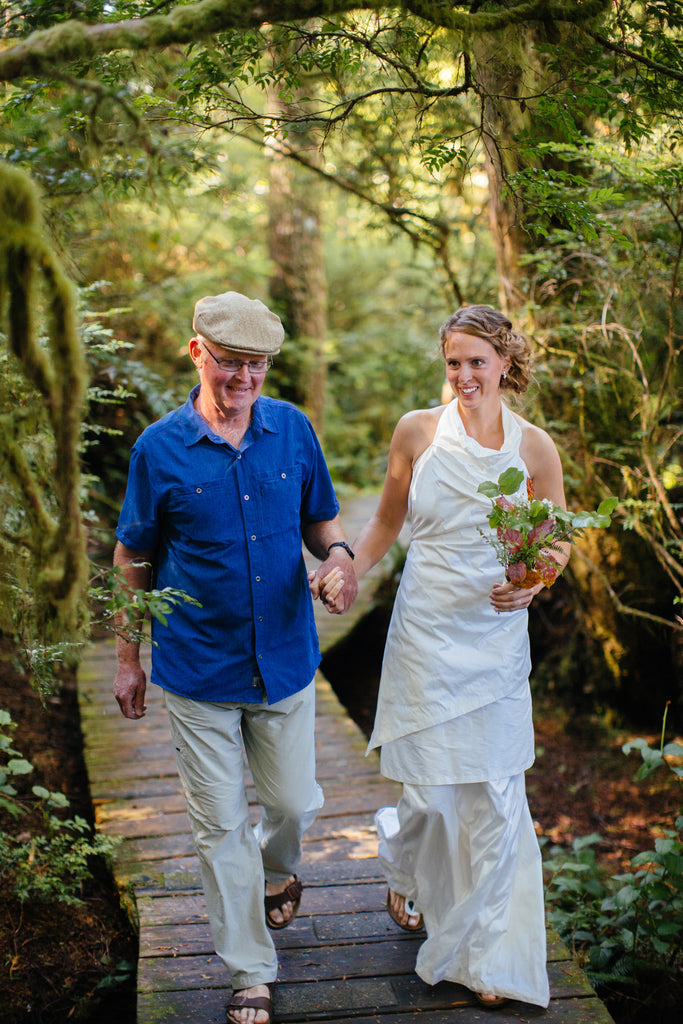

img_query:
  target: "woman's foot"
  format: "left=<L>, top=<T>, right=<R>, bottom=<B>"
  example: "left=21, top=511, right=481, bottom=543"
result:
left=386, top=888, right=423, bottom=931
left=265, top=874, right=302, bottom=928
left=226, top=983, right=272, bottom=1024
left=475, top=992, right=508, bottom=1009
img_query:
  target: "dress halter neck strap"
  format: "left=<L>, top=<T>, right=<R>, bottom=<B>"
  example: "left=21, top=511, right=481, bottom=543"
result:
left=435, top=399, right=520, bottom=456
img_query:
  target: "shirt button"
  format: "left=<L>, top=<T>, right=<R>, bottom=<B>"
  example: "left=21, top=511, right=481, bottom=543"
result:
left=258, top=616, right=263, bottom=622
left=196, top=487, right=202, bottom=493
left=258, top=654, right=263, bottom=660
left=251, top=535, right=256, bottom=541
left=255, top=576, right=261, bottom=582
left=281, top=473, right=286, bottom=479
left=244, top=494, right=250, bottom=500
left=237, top=454, right=242, bottom=459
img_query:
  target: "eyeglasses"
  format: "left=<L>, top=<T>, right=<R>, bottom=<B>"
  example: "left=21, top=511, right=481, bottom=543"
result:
left=201, top=343, right=272, bottom=374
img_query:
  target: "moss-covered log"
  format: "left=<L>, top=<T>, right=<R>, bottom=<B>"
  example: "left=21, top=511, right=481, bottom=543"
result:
left=0, top=163, right=89, bottom=653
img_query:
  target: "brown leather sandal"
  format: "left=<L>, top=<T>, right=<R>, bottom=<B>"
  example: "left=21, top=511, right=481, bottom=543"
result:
left=226, top=985, right=272, bottom=1024
left=475, top=992, right=509, bottom=1009
left=386, top=889, right=423, bottom=931
left=265, top=875, right=302, bottom=930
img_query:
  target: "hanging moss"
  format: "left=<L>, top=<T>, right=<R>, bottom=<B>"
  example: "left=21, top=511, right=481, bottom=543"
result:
left=0, top=163, right=89, bottom=667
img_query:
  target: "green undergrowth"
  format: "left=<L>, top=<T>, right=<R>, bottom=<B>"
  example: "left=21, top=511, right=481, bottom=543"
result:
left=0, top=708, right=120, bottom=905
left=543, top=715, right=683, bottom=1020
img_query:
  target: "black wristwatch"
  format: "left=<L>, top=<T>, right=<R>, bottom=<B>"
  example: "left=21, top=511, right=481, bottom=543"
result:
left=327, top=541, right=355, bottom=560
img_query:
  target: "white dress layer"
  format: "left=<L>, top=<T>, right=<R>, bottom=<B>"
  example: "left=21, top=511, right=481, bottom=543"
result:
left=368, top=398, right=534, bottom=785
left=376, top=778, right=550, bottom=1007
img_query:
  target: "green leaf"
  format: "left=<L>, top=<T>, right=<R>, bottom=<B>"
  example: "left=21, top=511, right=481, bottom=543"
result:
left=571, top=511, right=596, bottom=529
left=597, top=497, right=618, bottom=515
left=477, top=480, right=500, bottom=498
left=497, top=467, right=525, bottom=495
left=614, top=884, right=640, bottom=906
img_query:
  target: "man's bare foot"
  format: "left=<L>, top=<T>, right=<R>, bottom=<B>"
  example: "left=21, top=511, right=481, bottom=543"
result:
left=226, top=983, right=271, bottom=1024
left=386, top=888, right=422, bottom=930
left=265, top=874, right=300, bottom=927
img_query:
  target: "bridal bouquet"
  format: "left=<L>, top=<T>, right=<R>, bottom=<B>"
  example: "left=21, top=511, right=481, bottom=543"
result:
left=477, top=468, right=617, bottom=589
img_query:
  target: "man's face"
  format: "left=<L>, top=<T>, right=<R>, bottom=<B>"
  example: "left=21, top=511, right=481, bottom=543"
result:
left=190, top=337, right=269, bottom=417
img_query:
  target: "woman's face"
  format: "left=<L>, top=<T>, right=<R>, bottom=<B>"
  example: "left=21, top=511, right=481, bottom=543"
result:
left=443, top=331, right=510, bottom=409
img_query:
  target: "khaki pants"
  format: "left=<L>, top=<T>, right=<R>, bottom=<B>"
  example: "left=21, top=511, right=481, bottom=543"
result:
left=164, top=681, right=323, bottom=989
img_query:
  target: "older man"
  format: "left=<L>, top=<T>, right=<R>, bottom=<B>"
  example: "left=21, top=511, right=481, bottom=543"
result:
left=113, top=291, right=357, bottom=1024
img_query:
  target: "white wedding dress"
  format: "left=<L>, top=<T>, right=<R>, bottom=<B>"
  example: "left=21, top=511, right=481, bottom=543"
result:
left=368, top=399, right=550, bottom=1007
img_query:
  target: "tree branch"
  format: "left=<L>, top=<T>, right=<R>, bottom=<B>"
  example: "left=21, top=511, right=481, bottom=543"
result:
left=572, top=546, right=683, bottom=634
left=0, top=0, right=614, bottom=83
left=590, top=30, right=683, bottom=84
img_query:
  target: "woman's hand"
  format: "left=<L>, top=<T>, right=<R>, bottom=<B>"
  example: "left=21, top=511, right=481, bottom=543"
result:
left=489, top=580, right=543, bottom=613
left=308, top=566, right=346, bottom=613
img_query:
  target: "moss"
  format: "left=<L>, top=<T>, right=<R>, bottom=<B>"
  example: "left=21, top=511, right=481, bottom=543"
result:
left=0, top=1, right=613, bottom=84
left=0, top=163, right=89, bottom=661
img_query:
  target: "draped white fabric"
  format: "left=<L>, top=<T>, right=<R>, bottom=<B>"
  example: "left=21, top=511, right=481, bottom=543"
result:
left=377, top=779, right=550, bottom=1008
left=368, top=399, right=532, bottom=753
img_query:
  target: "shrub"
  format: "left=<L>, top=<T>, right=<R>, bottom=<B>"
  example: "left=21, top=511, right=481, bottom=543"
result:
left=0, top=709, right=120, bottom=906
left=544, top=719, right=683, bottom=996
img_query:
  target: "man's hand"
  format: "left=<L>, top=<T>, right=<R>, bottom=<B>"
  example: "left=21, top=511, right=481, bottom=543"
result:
left=114, top=662, right=148, bottom=719
left=309, top=553, right=358, bottom=614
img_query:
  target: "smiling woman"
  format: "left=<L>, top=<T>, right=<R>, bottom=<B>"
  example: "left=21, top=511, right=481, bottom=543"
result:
left=317, top=302, right=569, bottom=1009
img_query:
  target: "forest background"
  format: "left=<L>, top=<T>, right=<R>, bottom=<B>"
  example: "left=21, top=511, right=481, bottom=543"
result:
left=0, top=2, right=682, bottom=1023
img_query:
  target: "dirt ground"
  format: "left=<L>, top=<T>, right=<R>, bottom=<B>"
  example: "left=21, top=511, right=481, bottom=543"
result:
left=0, top=642, right=679, bottom=1023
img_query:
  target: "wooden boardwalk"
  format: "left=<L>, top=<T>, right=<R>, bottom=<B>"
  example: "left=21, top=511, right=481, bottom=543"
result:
left=77, top=495, right=614, bottom=1024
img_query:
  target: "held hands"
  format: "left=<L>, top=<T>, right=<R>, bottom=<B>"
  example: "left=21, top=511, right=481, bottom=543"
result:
left=309, top=562, right=358, bottom=614
left=489, top=580, right=543, bottom=614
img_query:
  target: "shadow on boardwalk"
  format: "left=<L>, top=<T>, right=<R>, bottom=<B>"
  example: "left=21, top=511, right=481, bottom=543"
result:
left=78, top=494, right=614, bottom=1024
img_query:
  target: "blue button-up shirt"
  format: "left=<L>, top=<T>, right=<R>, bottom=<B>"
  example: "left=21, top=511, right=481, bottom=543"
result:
left=116, top=386, right=340, bottom=704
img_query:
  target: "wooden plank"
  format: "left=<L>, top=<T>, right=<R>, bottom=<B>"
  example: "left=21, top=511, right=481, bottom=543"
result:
left=128, top=851, right=384, bottom=892
left=137, top=984, right=613, bottom=1024
left=86, top=758, right=179, bottom=782
left=136, top=940, right=594, bottom=998
left=91, top=775, right=185, bottom=800
left=117, top=832, right=197, bottom=862
left=102, top=809, right=191, bottom=838
left=137, top=881, right=389, bottom=929
left=93, top=783, right=399, bottom=824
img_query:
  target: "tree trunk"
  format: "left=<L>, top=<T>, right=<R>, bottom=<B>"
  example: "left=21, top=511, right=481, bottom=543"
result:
left=470, top=23, right=540, bottom=313
left=266, top=87, right=328, bottom=437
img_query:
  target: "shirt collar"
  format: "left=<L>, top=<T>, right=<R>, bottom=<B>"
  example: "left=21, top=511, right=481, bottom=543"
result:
left=180, top=385, right=279, bottom=447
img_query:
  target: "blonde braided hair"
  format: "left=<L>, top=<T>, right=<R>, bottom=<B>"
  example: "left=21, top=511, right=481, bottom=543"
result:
left=439, top=305, right=532, bottom=394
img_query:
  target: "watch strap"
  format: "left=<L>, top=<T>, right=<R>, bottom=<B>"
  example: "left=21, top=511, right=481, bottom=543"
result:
left=327, top=541, right=355, bottom=560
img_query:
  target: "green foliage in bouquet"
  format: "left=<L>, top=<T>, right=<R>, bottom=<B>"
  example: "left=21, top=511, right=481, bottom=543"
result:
left=477, top=468, right=617, bottom=588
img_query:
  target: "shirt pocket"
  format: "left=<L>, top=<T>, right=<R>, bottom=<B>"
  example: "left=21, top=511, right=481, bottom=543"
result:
left=256, top=464, right=303, bottom=537
left=165, top=479, right=239, bottom=545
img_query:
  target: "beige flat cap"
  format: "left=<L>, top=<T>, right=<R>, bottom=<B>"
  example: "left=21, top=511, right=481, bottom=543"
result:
left=193, top=291, right=284, bottom=355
